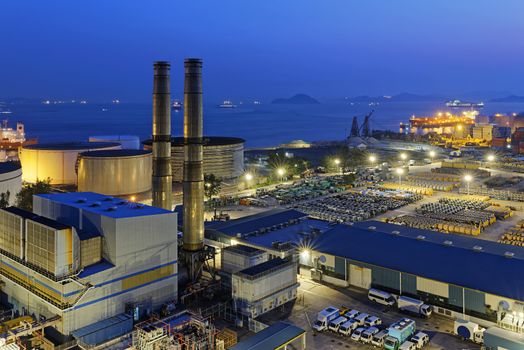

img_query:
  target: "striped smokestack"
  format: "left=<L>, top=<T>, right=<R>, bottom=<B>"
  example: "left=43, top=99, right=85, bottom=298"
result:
left=152, top=61, right=173, bottom=210
left=182, top=58, right=204, bottom=252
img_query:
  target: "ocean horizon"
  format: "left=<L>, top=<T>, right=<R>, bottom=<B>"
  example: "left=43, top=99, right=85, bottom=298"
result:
left=5, top=101, right=524, bottom=148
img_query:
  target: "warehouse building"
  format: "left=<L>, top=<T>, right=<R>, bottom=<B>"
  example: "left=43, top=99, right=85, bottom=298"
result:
left=143, top=136, right=244, bottom=183
left=20, top=142, right=122, bottom=185
left=302, top=220, right=524, bottom=329
left=232, top=258, right=298, bottom=318
left=0, top=192, right=177, bottom=336
left=230, top=321, right=306, bottom=350
left=77, top=149, right=152, bottom=196
left=205, top=209, right=331, bottom=259
left=0, top=162, right=21, bottom=205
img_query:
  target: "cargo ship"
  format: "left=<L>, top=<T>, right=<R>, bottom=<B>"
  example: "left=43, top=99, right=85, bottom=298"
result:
left=0, top=120, right=37, bottom=150
left=446, top=100, right=484, bottom=108
left=218, top=100, right=237, bottom=108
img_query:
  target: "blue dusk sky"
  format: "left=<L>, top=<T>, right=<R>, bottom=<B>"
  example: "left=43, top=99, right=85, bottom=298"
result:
left=1, top=0, right=524, bottom=102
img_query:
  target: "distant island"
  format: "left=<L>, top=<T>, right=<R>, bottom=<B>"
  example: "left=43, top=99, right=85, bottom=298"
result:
left=491, top=95, right=524, bottom=103
left=272, top=94, right=320, bottom=104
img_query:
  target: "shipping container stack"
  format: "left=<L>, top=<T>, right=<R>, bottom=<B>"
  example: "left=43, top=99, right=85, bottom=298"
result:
left=511, top=127, right=524, bottom=154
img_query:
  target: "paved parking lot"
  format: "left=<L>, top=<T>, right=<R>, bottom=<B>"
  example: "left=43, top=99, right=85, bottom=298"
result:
left=285, top=276, right=480, bottom=350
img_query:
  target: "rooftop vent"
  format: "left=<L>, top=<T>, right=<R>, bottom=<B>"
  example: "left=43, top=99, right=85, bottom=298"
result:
left=236, top=233, right=242, bottom=238
left=76, top=198, right=87, bottom=203
left=368, top=226, right=376, bottom=231
left=106, top=206, right=118, bottom=212
left=504, top=251, right=515, bottom=258
left=135, top=203, right=145, bottom=209
left=90, top=201, right=101, bottom=207
left=443, top=240, right=453, bottom=246
left=391, top=230, right=400, bottom=236
left=472, top=245, right=483, bottom=252
left=103, top=197, right=114, bottom=202
left=416, top=235, right=426, bottom=240
left=118, top=200, right=128, bottom=205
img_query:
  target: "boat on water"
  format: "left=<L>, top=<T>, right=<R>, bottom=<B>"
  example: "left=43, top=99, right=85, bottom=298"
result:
left=446, top=99, right=484, bottom=108
left=172, top=100, right=182, bottom=111
left=0, top=120, right=37, bottom=150
left=217, top=100, right=237, bottom=108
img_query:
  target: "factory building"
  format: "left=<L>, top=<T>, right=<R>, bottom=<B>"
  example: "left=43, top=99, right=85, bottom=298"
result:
left=205, top=209, right=331, bottom=259
left=232, top=258, right=298, bottom=318
left=0, top=192, right=177, bottom=336
left=77, top=150, right=152, bottom=196
left=143, top=136, right=245, bottom=183
left=20, top=142, right=121, bottom=185
left=0, top=162, right=21, bottom=205
left=302, top=220, right=524, bottom=330
left=89, top=135, right=140, bottom=150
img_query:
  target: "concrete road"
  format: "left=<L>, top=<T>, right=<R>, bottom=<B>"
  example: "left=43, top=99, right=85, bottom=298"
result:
left=286, top=276, right=479, bottom=350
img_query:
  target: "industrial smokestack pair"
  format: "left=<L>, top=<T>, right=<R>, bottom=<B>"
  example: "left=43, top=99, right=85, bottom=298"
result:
left=152, top=59, right=204, bottom=252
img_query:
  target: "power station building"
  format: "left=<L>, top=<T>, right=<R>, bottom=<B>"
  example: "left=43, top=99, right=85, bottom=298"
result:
left=0, top=192, right=177, bottom=335
left=0, top=162, right=22, bottom=205
left=77, top=150, right=152, bottom=196
left=20, top=142, right=122, bottom=185
left=143, top=136, right=245, bottom=183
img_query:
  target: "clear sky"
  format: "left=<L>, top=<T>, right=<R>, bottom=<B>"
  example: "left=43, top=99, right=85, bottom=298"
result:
left=2, top=0, right=524, bottom=102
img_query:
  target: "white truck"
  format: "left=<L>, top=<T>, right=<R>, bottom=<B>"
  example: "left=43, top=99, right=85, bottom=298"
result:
left=339, top=319, right=359, bottom=336
left=410, top=332, right=429, bottom=348
left=397, top=296, right=432, bottom=318
left=371, top=330, right=389, bottom=347
left=313, top=307, right=340, bottom=332
left=454, top=319, right=485, bottom=344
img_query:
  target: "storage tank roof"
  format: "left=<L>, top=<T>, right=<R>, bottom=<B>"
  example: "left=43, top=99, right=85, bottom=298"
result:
left=0, top=161, right=21, bottom=174
left=80, top=149, right=151, bottom=158
left=142, top=136, right=245, bottom=147
left=89, top=135, right=139, bottom=140
left=24, top=142, right=121, bottom=151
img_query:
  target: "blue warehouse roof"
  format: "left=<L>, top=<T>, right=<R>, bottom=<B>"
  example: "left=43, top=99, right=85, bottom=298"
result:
left=36, top=192, right=173, bottom=219
left=230, top=322, right=305, bottom=350
left=312, top=221, right=524, bottom=301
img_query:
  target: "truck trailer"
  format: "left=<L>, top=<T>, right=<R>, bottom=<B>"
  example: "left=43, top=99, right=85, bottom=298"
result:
left=313, top=307, right=340, bottom=332
left=397, top=296, right=432, bottom=318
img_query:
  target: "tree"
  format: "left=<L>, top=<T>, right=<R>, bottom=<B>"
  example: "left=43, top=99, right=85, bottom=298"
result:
left=15, top=178, right=52, bottom=211
left=204, top=174, right=222, bottom=218
left=268, top=151, right=310, bottom=179
left=0, top=191, right=10, bottom=209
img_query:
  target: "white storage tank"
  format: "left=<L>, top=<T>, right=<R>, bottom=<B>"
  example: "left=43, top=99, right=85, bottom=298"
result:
left=77, top=149, right=152, bottom=196
left=0, top=162, right=22, bottom=205
left=20, top=142, right=121, bottom=185
left=89, top=135, right=140, bottom=150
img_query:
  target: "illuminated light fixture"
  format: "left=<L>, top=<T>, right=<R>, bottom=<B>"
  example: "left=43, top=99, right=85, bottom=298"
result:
left=245, top=173, right=253, bottom=181
left=369, top=155, right=377, bottom=163
left=400, top=153, right=407, bottom=160
left=334, top=158, right=341, bottom=165
left=429, top=150, right=436, bottom=158
left=486, top=154, right=495, bottom=162
left=230, top=239, right=238, bottom=246
left=130, top=196, right=136, bottom=202
left=277, top=168, right=286, bottom=177
left=300, top=249, right=310, bottom=260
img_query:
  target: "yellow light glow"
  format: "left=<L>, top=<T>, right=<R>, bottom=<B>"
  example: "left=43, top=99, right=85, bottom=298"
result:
left=230, top=239, right=238, bottom=246
left=369, top=155, right=376, bottom=163
left=464, top=174, right=472, bottom=182
left=277, top=168, right=286, bottom=176
left=245, top=173, right=253, bottom=181
left=400, top=153, right=407, bottom=160
left=429, top=150, right=436, bottom=158
left=396, top=168, right=404, bottom=175
left=486, top=154, right=495, bottom=162
left=300, top=249, right=310, bottom=260
left=130, top=196, right=136, bottom=202
left=334, top=158, right=341, bottom=165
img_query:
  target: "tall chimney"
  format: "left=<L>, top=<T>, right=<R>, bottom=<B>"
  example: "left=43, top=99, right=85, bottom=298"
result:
left=152, top=61, right=173, bottom=210
left=182, top=58, right=204, bottom=252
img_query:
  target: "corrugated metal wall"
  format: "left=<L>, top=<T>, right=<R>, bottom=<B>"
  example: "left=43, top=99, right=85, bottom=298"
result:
left=417, top=277, right=449, bottom=298
left=465, top=289, right=486, bottom=314
left=401, top=273, right=417, bottom=295
left=448, top=285, right=463, bottom=308
left=371, top=266, right=400, bottom=291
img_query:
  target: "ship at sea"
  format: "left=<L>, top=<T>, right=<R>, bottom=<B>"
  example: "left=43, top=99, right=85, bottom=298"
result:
left=172, top=99, right=182, bottom=111
left=217, top=100, right=237, bottom=108
left=446, top=99, right=484, bottom=108
left=0, top=120, right=37, bottom=150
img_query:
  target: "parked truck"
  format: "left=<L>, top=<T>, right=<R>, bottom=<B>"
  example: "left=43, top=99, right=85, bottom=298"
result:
left=454, top=319, right=485, bottom=344
left=313, top=306, right=340, bottom=332
left=397, top=296, right=432, bottom=318
left=384, top=318, right=416, bottom=350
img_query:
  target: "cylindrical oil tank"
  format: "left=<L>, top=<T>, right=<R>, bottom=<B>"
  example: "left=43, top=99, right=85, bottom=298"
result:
left=77, top=150, right=152, bottom=196
left=143, top=136, right=244, bottom=182
left=0, top=162, right=22, bottom=205
left=89, top=135, right=140, bottom=150
left=20, top=142, right=121, bottom=185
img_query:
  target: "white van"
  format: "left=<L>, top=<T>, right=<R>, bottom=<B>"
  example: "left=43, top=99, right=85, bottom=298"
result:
left=328, top=316, right=348, bottom=332
left=368, top=288, right=396, bottom=306
left=351, top=327, right=366, bottom=341
left=354, top=312, right=369, bottom=326
left=345, top=309, right=360, bottom=319
left=339, top=319, right=358, bottom=336
left=365, top=315, right=382, bottom=327
left=399, top=340, right=417, bottom=350
left=411, top=332, right=430, bottom=348
left=371, top=330, right=389, bottom=347
left=361, top=326, right=379, bottom=344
